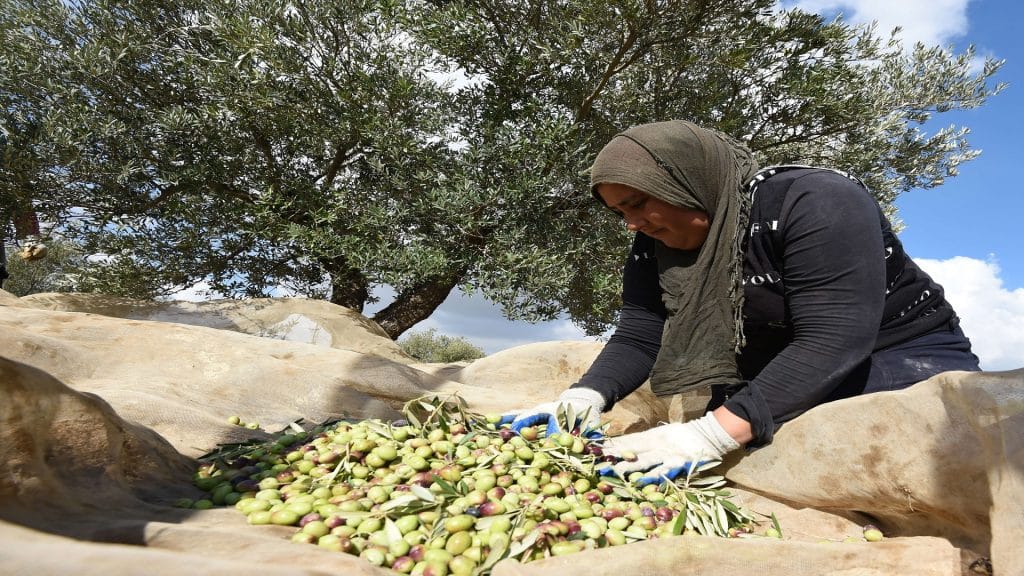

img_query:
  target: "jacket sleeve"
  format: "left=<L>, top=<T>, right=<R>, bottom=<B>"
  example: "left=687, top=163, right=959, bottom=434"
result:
left=572, top=234, right=666, bottom=410
left=722, top=173, right=886, bottom=445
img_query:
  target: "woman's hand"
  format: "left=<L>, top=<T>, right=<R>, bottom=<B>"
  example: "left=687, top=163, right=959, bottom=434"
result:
left=501, top=387, right=605, bottom=436
left=601, top=412, right=741, bottom=485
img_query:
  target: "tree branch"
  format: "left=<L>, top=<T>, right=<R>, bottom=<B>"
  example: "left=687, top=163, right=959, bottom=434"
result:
left=372, top=268, right=466, bottom=339
left=319, top=136, right=362, bottom=193
left=575, top=25, right=640, bottom=124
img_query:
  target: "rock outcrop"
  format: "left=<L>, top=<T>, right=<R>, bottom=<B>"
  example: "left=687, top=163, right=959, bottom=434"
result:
left=1, top=291, right=1020, bottom=575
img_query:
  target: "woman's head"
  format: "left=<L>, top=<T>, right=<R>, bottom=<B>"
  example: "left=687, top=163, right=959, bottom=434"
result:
left=596, top=182, right=710, bottom=250
left=588, top=121, right=760, bottom=392
left=589, top=120, right=758, bottom=250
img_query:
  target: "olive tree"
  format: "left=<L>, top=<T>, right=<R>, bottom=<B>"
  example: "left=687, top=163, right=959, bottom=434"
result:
left=2, top=0, right=467, bottom=328
left=407, top=0, right=1002, bottom=330
left=0, top=0, right=1003, bottom=338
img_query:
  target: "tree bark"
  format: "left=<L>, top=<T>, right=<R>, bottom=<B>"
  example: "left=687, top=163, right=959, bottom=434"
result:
left=325, top=257, right=369, bottom=312
left=13, top=208, right=40, bottom=239
left=372, top=270, right=464, bottom=339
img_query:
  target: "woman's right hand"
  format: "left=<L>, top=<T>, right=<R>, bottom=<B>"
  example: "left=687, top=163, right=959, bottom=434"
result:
left=500, top=387, right=606, bottom=436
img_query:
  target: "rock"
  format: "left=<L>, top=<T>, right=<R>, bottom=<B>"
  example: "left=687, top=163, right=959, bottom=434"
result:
left=0, top=294, right=1019, bottom=575
left=15, top=292, right=413, bottom=363
left=723, top=368, right=1024, bottom=574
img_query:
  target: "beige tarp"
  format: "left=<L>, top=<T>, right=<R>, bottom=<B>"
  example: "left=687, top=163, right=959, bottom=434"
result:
left=1, top=292, right=1020, bottom=575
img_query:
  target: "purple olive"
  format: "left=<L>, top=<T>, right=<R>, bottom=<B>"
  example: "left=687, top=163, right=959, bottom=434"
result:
left=299, top=512, right=322, bottom=527
left=391, top=556, right=414, bottom=573
left=324, top=515, right=345, bottom=529
left=655, top=507, right=675, bottom=523
left=408, top=544, right=427, bottom=562
left=234, top=479, right=259, bottom=493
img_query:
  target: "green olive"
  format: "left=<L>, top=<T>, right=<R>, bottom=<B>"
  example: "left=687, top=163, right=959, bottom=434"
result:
left=448, top=554, right=476, bottom=576
left=302, top=520, right=330, bottom=538
left=551, top=540, right=584, bottom=556
left=602, top=528, right=626, bottom=545
left=443, top=514, right=475, bottom=533
left=445, top=531, right=472, bottom=555
left=863, top=527, right=883, bottom=542
left=360, top=547, right=386, bottom=566
left=270, top=509, right=300, bottom=526
left=248, top=510, right=273, bottom=525
left=395, top=514, right=420, bottom=535
left=358, top=517, right=382, bottom=534
left=541, top=482, right=564, bottom=496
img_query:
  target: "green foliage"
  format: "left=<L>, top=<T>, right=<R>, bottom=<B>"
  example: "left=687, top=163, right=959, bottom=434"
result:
left=2, top=239, right=83, bottom=296
left=0, top=0, right=1004, bottom=337
left=399, top=328, right=486, bottom=363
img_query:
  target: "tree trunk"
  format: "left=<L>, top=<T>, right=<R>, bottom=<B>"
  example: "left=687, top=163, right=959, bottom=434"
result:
left=372, top=271, right=463, bottom=339
left=325, top=257, right=369, bottom=312
left=13, top=208, right=40, bottom=239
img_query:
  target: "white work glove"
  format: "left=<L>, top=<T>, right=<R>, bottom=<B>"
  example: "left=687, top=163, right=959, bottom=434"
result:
left=601, top=412, right=740, bottom=485
left=501, top=387, right=606, bottom=436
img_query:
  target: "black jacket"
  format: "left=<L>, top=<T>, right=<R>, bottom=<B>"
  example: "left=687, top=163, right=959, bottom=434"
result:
left=574, top=168, right=955, bottom=443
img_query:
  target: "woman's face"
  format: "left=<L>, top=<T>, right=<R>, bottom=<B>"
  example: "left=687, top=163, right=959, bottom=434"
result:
left=597, top=183, right=710, bottom=251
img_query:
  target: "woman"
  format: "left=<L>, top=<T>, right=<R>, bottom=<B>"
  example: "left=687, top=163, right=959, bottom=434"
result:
left=508, top=120, right=980, bottom=484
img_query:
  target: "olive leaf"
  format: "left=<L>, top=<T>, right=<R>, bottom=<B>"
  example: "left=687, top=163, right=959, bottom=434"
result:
left=672, top=506, right=688, bottom=535
left=383, top=518, right=403, bottom=544
left=507, top=529, right=541, bottom=560
left=480, top=534, right=510, bottom=571
left=409, top=484, right=436, bottom=503
left=379, top=494, right=421, bottom=512
left=770, top=512, right=783, bottom=537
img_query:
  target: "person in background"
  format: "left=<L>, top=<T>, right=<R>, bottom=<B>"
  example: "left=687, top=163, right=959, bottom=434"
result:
left=505, top=120, right=980, bottom=484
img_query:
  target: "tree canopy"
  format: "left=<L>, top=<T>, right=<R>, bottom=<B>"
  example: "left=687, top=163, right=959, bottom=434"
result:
left=0, top=0, right=1004, bottom=337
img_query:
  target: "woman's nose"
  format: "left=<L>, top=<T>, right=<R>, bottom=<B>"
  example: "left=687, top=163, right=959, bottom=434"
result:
left=624, top=212, right=647, bottom=231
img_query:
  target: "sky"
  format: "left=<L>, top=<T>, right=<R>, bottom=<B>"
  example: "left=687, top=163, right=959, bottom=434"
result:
left=387, top=0, right=1024, bottom=371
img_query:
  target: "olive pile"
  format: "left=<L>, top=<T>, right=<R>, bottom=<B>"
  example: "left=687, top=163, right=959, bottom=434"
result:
left=187, top=397, right=761, bottom=575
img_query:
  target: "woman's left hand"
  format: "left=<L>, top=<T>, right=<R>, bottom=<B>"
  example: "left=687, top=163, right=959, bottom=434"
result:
left=600, top=412, right=740, bottom=485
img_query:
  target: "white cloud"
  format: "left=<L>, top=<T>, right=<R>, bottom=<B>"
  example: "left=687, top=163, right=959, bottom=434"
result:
left=164, top=280, right=224, bottom=302
left=917, top=256, right=1024, bottom=371
left=781, top=0, right=972, bottom=47
left=401, top=290, right=604, bottom=355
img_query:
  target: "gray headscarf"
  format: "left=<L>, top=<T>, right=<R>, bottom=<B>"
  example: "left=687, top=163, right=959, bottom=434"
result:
left=590, top=120, right=759, bottom=396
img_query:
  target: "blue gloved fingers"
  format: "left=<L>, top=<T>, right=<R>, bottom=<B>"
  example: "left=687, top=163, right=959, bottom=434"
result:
left=599, top=459, right=663, bottom=482
left=634, top=461, right=707, bottom=486
left=498, top=410, right=598, bottom=439
left=544, top=417, right=562, bottom=437
left=606, top=456, right=653, bottom=477
left=633, top=463, right=676, bottom=487
left=509, top=412, right=551, bottom=432
left=634, top=465, right=680, bottom=487
left=633, top=475, right=662, bottom=487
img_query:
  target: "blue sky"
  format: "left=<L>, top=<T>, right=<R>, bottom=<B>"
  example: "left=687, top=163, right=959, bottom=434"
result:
left=400, top=0, right=1024, bottom=370
left=891, top=0, right=1023, bottom=287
